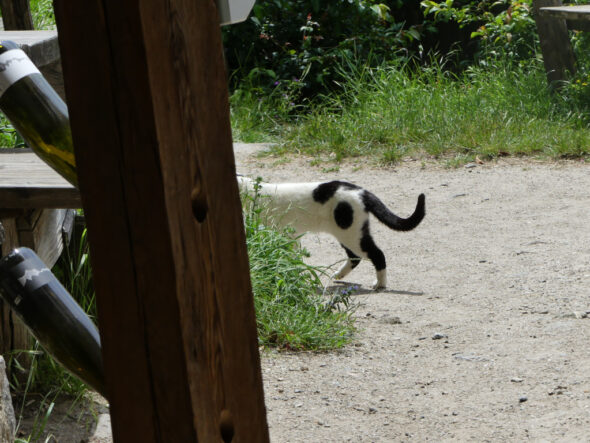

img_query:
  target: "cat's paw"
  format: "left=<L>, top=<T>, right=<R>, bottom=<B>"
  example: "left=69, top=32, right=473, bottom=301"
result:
left=373, top=270, right=387, bottom=290
left=333, top=263, right=353, bottom=280
left=372, top=280, right=387, bottom=290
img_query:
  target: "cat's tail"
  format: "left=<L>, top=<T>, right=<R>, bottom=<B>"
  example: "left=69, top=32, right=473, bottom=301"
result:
left=364, top=192, right=425, bottom=231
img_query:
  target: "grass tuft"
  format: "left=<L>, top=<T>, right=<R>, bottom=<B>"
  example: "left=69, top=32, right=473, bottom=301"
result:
left=231, top=58, right=590, bottom=164
left=243, top=179, right=356, bottom=351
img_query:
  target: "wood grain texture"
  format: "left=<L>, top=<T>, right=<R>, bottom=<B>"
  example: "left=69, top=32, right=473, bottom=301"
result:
left=533, top=0, right=576, bottom=85
left=0, top=150, right=80, bottom=209
left=540, top=5, right=590, bottom=20
left=54, top=1, right=269, bottom=442
left=539, top=5, right=590, bottom=31
left=0, top=217, right=30, bottom=362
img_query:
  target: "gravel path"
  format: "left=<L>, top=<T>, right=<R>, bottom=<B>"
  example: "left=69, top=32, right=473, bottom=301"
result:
left=236, top=145, right=590, bottom=442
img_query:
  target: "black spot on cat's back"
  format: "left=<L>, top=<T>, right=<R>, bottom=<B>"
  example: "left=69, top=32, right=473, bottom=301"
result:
left=312, top=181, right=361, bottom=204
left=334, top=201, right=354, bottom=229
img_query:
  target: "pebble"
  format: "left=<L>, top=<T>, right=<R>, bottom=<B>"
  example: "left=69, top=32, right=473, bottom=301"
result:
left=432, top=333, right=448, bottom=340
left=519, top=396, right=528, bottom=403
left=511, top=377, right=524, bottom=383
left=381, top=316, right=402, bottom=325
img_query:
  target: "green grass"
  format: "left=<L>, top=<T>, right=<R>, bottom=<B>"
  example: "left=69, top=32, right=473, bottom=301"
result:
left=244, top=184, right=356, bottom=350
left=231, top=58, right=590, bottom=164
left=29, top=0, right=56, bottom=30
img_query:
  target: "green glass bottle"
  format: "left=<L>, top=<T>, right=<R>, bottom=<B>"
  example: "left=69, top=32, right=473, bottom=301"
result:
left=0, top=40, right=77, bottom=187
left=0, top=247, right=106, bottom=398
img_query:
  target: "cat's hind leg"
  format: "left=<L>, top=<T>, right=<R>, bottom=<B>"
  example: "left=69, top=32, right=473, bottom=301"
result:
left=333, top=245, right=362, bottom=281
left=360, top=222, right=387, bottom=289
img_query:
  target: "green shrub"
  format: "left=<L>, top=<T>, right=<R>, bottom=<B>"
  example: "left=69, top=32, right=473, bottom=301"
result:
left=243, top=179, right=356, bottom=350
left=223, top=0, right=428, bottom=102
left=223, top=0, right=544, bottom=101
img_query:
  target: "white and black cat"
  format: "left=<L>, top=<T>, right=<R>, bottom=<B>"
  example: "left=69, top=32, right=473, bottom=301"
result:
left=238, top=176, right=425, bottom=289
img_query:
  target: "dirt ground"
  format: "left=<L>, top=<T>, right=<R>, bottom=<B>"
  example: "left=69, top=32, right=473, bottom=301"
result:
left=22, top=144, right=590, bottom=441
left=239, top=145, right=590, bottom=442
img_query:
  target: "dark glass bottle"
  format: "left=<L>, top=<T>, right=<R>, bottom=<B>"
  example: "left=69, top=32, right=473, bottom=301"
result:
left=0, top=248, right=105, bottom=397
left=0, top=40, right=77, bottom=186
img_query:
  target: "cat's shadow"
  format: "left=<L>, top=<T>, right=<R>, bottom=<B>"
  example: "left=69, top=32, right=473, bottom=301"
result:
left=326, top=281, right=424, bottom=296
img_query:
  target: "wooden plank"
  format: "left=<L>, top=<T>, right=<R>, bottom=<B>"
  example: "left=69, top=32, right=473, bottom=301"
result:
left=15, top=208, right=74, bottom=267
left=0, top=30, right=59, bottom=67
left=0, top=150, right=80, bottom=209
left=540, top=5, right=590, bottom=20
left=533, top=0, right=576, bottom=85
left=0, top=0, right=33, bottom=30
left=54, top=1, right=269, bottom=442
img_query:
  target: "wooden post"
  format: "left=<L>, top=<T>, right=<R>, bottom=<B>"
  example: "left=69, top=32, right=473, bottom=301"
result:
left=53, top=1, right=269, bottom=442
left=0, top=218, right=22, bottom=354
left=0, top=0, right=33, bottom=30
left=533, top=0, right=576, bottom=86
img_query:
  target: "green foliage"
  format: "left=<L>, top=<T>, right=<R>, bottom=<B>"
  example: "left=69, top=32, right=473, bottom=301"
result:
left=245, top=56, right=590, bottom=163
left=243, top=179, right=356, bottom=350
left=29, top=0, right=56, bottom=30
left=51, top=227, right=96, bottom=322
left=223, top=0, right=547, bottom=102
left=223, top=0, right=426, bottom=102
left=422, top=0, right=537, bottom=60
left=0, top=114, right=23, bottom=148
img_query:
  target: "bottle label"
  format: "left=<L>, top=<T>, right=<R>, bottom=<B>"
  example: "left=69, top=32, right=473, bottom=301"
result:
left=0, top=49, right=40, bottom=98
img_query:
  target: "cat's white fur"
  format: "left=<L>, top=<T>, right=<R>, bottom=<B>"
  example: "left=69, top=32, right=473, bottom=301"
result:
left=238, top=176, right=425, bottom=289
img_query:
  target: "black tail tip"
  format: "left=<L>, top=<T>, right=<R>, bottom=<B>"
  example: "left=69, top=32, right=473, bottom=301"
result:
left=417, top=193, right=425, bottom=209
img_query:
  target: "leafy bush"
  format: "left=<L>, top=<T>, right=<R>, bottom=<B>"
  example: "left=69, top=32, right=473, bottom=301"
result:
left=223, top=0, right=428, bottom=102
left=223, top=0, right=545, bottom=102
left=422, top=0, right=538, bottom=61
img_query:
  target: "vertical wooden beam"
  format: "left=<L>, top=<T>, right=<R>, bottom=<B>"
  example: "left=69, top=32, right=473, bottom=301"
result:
left=0, top=0, right=33, bottom=30
left=53, top=1, right=268, bottom=442
left=0, top=218, right=25, bottom=355
left=533, top=0, right=576, bottom=86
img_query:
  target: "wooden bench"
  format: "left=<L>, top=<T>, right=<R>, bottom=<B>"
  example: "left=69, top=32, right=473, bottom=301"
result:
left=534, top=0, right=590, bottom=86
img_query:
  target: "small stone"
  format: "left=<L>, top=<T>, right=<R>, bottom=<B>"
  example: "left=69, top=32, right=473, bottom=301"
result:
left=381, top=316, right=402, bottom=325
left=432, top=333, right=447, bottom=340
left=519, top=396, right=528, bottom=403
left=368, top=407, right=378, bottom=414
left=511, top=378, right=524, bottom=383
left=465, top=163, right=477, bottom=169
